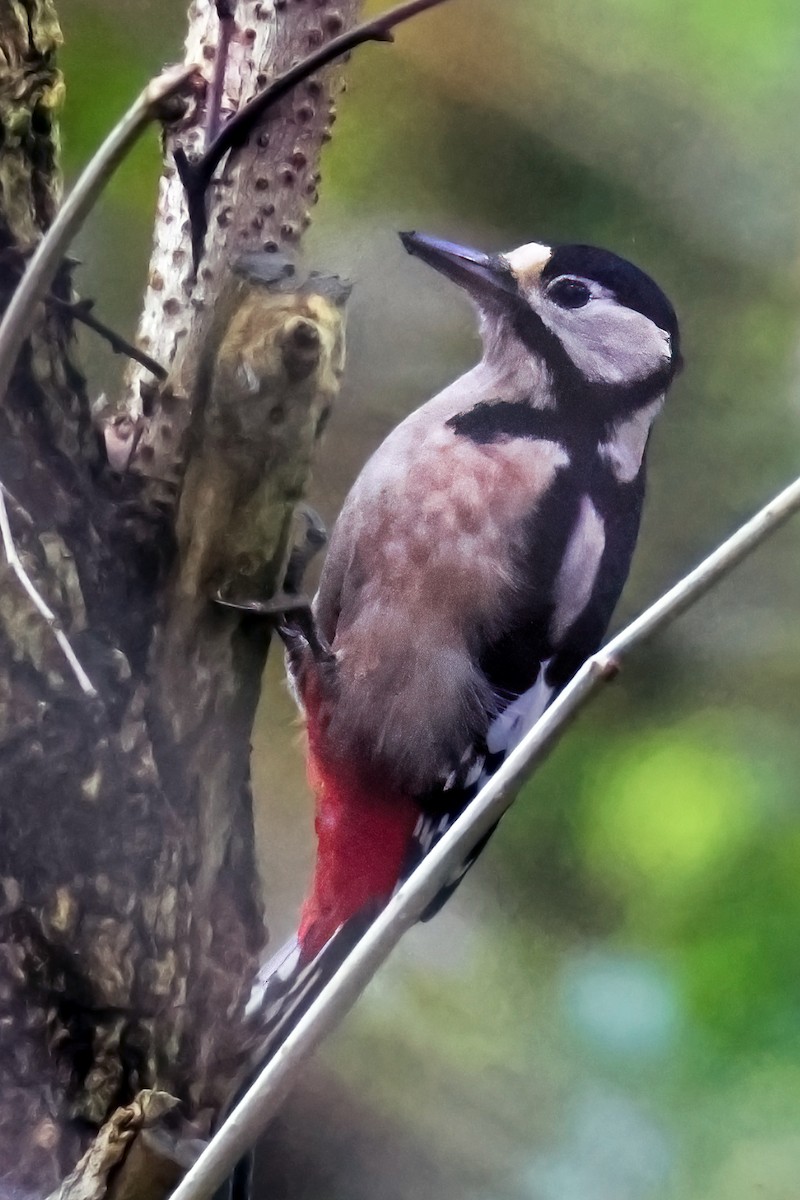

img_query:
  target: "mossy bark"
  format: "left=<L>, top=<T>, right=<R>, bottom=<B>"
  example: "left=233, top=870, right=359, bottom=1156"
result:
left=0, top=1, right=358, bottom=1194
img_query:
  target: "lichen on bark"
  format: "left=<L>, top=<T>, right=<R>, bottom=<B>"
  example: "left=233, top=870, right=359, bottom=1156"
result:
left=0, top=0, right=64, bottom=248
left=0, top=0, right=361, bottom=1194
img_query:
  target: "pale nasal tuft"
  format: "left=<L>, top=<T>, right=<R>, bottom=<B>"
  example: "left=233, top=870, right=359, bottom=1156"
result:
left=503, top=241, right=552, bottom=285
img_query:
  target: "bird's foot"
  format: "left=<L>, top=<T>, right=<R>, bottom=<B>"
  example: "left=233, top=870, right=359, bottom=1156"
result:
left=214, top=589, right=335, bottom=665
left=283, top=503, right=328, bottom=594
left=212, top=505, right=332, bottom=662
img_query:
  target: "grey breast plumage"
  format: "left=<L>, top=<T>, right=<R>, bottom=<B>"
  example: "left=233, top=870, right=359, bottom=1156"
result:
left=294, top=232, right=680, bottom=843
left=299, top=235, right=680, bottom=814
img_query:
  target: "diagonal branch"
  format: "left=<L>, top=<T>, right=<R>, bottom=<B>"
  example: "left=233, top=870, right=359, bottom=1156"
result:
left=176, top=0, right=454, bottom=266
left=198, top=0, right=452, bottom=175
left=167, top=466, right=800, bottom=1200
left=0, top=246, right=166, bottom=380
left=46, top=295, right=168, bottom=380
left=0, top=486, right=97, bottom=698
left=0, top=63, right=197, bottom=406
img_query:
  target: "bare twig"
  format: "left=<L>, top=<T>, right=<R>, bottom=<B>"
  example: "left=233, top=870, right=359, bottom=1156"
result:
left=167, top=468, right=800, bottom=1200
left=206, top=0, right=237, bottom=145
left=47, top=295, right=168, bottom=380
left=176, top=0, right=453, bottom=266
left=201, top=0, right=451, bottom=172
left=0, top=487, right=97, bottom=698
left=0, top=248, right=165, bottom=379
left=0, top=63, right=197, bottom=406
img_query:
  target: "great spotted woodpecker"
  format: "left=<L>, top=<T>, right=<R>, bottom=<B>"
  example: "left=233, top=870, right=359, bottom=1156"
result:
left=244, top=231, right=681, bottom=1049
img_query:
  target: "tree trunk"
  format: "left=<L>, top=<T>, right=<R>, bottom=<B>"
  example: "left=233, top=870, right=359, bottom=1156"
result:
left=0, top=0, right=358, bottom=1194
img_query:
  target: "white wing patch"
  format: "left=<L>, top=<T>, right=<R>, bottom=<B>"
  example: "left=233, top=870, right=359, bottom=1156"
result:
left=486, top=662, right=555, bottom=757
left=413, top=811, right=452, bottom=857
left=404, top=662, right=557, bottom=896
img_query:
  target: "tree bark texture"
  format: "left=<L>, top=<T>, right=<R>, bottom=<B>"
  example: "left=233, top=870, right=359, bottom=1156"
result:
left=0, top=0, right=358, bottom=1194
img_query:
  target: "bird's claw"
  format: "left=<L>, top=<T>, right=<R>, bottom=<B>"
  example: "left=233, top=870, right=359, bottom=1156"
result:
left=212, top=505, right=332, bottom=662
left=283, top=504, right=328, bottom=594
left=213, top=589, right=335, bottom=665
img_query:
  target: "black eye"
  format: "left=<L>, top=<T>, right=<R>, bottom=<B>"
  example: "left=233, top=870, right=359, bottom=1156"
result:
left=547, top=277, right=591, bottom=310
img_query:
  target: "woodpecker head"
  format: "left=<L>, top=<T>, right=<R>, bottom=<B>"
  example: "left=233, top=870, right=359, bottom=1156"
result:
left=400, top=232, right=681, bottom=401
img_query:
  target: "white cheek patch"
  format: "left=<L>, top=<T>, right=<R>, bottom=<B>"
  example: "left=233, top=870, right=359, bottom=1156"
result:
left=544, top=302, right=671, bottom=385
left=550, top=495, right=606, bottom=642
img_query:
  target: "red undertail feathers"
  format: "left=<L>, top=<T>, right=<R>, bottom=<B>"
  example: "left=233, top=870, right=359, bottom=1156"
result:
left=298, top=719, right=421, bottom=960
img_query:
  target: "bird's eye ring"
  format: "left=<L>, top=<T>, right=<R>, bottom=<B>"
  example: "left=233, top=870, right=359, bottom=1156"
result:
left=547, top=277, right=591, bottom=309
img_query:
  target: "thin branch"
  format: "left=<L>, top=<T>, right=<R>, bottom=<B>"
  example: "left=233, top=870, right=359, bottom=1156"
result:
left=0, top=63, right=197, bottom=406
left=1, top=247, right=168, bottom=378
left=167, top=467, right=800, bottom=1200
left=47, top=295, right=168, bottom=380
left=0, top=487, right=97, bottom=698
left=176, top=0, right=454, bottom=266
left=202, top=0, right=451, bottom=173
left=206, top=0, right=237, bottom=145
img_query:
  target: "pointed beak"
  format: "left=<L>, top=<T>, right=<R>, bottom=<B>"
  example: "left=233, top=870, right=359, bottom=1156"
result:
left=399, top=232, right=518, bottom=303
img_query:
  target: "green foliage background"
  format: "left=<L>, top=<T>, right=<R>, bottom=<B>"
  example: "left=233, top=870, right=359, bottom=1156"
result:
left=56, top=1, right=800, bottom=1196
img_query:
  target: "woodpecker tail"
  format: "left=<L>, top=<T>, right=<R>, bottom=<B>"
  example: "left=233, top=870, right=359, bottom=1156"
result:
left=220, top=759, right=496, bottom=1200
left=217, top=923, right=373, bottom=1200
left=234, top=732, right=422, bottom=1099
left=244, top=914, right=374, bottom=1061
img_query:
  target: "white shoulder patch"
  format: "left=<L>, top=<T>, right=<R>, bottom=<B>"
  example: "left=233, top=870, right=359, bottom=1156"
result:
left=550, top=496, right=605, bottom=643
